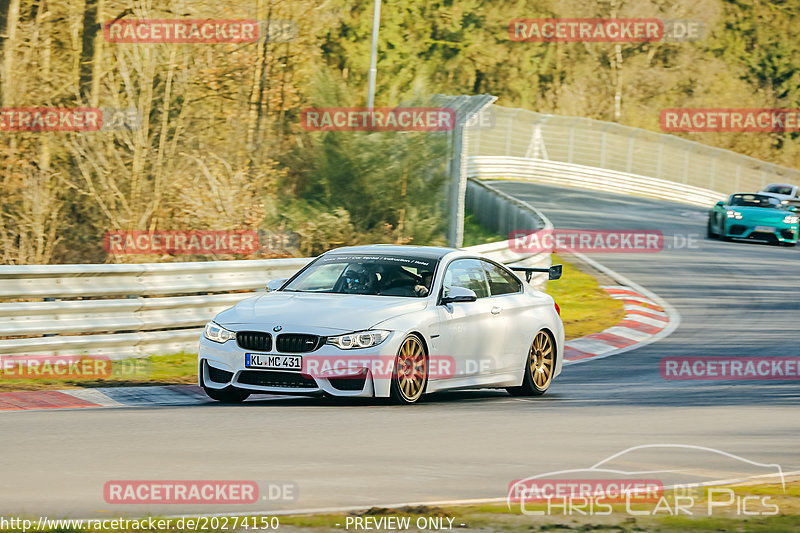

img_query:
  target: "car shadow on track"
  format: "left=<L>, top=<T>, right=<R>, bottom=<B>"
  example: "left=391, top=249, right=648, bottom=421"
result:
left=204, top=388, right=528, bottom=407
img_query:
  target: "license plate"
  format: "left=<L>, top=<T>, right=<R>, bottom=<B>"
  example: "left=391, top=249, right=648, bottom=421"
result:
left=754, top=226, right=776, bottom=232
left=245, top=353, right=302, bottom=371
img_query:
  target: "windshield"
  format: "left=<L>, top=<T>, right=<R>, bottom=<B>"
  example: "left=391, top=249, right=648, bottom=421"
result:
left=728, top=194, right=782, bottom=209
left=763, top=185, right=794, bottom=195
left=282, top=254, right=437, bottom=297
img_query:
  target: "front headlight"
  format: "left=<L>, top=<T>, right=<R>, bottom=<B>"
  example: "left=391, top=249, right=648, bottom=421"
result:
left=326, top=330, right=391, bottom=350
left=726, top=210, right=743, bottom=219
left=783, top=215, right=799, bottom=224
left=204, top=322, right=236, bottom=343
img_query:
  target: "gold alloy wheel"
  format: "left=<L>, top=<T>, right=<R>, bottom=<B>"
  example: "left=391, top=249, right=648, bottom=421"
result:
left=529, top=331, right=554, bottom=390
left=395, top=336, right=427, bottom=402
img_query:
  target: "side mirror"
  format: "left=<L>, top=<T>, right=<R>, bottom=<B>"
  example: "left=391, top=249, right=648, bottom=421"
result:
left=510, top=264, right=562, bottom=282
left=715, top=201, right=724, bottom=207
left=266, top=278, right=288, bottom=292
left=441, top=286, right=478, bottom=304
left=789, top=206, right=798, bottom=212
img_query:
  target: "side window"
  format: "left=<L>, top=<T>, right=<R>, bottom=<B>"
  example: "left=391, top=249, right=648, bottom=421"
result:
left=442, top=259, right=489, bottom=299
left=482, top=261, right=522, bottom=296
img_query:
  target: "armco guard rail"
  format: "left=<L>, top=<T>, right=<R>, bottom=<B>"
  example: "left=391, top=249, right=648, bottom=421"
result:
left=0, top=187, right=550, bottom=359
left=467, top=105, right=800, bottom=195
left=468, top=156, right=725, bottom=207
left=0, top=258, right=310, bottom=358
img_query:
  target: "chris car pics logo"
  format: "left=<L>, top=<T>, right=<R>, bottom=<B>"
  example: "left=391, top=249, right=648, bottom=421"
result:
left=507, top=444, right=785, bottom=517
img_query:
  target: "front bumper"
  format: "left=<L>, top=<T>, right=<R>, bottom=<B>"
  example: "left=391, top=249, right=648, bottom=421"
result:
left=198, top=333, right=402, bottom=398
left=723, top=222, right=798, bottom=243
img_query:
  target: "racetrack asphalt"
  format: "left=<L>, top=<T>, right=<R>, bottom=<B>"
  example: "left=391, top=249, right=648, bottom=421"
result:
left=2, top=182, right=798, bottom=518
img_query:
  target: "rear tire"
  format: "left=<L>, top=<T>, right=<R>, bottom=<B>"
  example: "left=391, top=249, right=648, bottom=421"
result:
left=507, top=330, right=555, bottom=397
left=203, top=386, right=250, bottom=403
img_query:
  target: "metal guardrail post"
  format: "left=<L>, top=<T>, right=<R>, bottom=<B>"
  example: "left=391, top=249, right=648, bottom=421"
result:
left=735, top=162, right=742, bottom=191
left=567, top=120, right=576, bottom=164
left=447, top=96, right=497, bottom=248
left=505, top=110, right=520, bottom=157
left=626, top=129, right=641, bottom=174
left=709, top=154, right=717, bottom=191
left=447, top=121, right=465, bottom=247
left=599, top=129, right=607, bottom=168
left=682, top=148, right=690, bottom=184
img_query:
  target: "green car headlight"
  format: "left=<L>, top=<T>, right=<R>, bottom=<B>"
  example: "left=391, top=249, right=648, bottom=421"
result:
left=726, top=210, right=743, bottom=220
left=783, top=215, right=799, bottom=225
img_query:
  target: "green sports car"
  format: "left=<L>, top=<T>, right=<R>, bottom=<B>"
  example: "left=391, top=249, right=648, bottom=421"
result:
left=707, top=193, right=799, bottom=246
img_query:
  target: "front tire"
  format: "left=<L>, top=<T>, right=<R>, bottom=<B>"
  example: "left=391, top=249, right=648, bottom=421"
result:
left=707, top=218, right=717, bottom=239
left=719, top=219, right=731, bottom=241
left=203, top=386, right=250, bottom=403
left=390, top=334, right=428, bottom=404
left=507, top=330, right=555, bottom=397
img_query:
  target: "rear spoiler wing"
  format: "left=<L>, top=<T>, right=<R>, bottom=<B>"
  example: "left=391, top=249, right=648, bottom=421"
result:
left=510, top=264, right=562, bottom=282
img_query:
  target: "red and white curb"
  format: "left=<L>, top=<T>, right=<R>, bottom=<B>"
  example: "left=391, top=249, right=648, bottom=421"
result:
left=563, top=285, right=672, bottom=364
left=0, top=384, right=298, bottom=412
left=0, top=385, right=210, bottom=412
left=562, top=251, right=680, bottom=366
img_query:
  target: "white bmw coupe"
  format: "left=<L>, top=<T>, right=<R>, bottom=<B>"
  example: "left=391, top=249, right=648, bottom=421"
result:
left=198, top=245, right=564, bottom=404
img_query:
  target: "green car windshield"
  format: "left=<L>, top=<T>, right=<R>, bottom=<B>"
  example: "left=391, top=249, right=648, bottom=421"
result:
left=763, top=185, right=794, bottom=195
left=728, top=194, right=782, bottom=209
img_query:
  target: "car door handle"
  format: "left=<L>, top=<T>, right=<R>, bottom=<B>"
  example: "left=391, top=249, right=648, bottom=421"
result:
left=491, top=306, right=502, bottom=315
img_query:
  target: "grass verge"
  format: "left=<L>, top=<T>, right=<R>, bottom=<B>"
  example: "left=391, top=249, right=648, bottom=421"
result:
left=548, top=253, right=625, bottom=340
left=1, top=480, right=796, bottom=532
left=0, top=352, right=197, bottom=392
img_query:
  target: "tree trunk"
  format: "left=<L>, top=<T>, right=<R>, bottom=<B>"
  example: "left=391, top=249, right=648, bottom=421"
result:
left=78, top=0, right=100, bottom=102
left=246, top=0, right=267, bottom=150
left=610, top=0, right=623, bottom=122
left=1, top=0, right=20, bottom=106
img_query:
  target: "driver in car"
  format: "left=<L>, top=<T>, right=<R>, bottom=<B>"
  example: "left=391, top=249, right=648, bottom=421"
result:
left=341, top=265, right=378, bottom=294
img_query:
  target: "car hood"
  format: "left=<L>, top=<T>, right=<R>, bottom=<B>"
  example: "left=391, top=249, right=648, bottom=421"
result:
left=726, top=206, right=792, bottom=224
left=214, top=292, right=429, bottom=333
